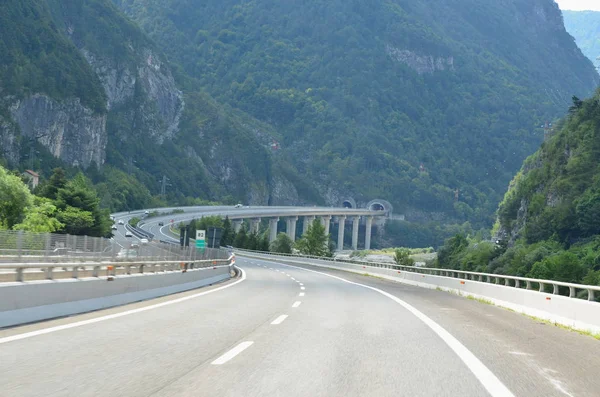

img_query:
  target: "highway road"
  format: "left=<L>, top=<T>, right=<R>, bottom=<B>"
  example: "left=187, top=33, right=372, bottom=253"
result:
left=1, top=256, right=598, bottom=397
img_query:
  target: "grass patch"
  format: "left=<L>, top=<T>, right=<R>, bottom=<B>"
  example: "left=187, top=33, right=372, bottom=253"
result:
left=466, top=295, right=493, bottom=305
left=521, top=313, right=600, bottom=340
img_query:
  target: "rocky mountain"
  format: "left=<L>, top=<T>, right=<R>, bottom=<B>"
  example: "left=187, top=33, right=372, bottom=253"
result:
left=434, top=91, right=600, bottom=285
left=114, top=0, right=598, bottom=225
left=0, top=0, right=310, bottom=209
left=496, top=92, right=600, bottom=246
left=1, top=0, right=599, bottom=219
left=563, top=10, right=600, bottom=69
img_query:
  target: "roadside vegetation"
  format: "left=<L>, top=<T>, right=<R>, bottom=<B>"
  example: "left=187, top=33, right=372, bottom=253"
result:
left=434, top=94, right=600, bottom=287
left=0, top=165, right=111, bottom=236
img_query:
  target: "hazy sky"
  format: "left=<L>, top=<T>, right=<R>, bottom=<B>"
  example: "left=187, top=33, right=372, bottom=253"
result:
left=555, top=0, right=600, bottom=11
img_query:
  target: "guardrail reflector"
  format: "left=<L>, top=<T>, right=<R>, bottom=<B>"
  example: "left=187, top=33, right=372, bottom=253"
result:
left=460, top=281, right=465, bottom=285
left=546, top=297, right=551, bottom=301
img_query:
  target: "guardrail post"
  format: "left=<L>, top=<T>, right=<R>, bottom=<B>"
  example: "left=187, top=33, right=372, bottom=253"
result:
left=495, top=277, right=500, bottom=285
left=526, top=280, right=532, bottom=290
left=44, top=233, right=51, bottom=258
left=16, top=267, right=24, bottom=282
left=588, top=289, right=595, bottom=301
left=515, top=279, right=520, bottom=288
left=539, top=282, right=545, bottom=292
left=72, top=266, right=78, bottom=279
left=45, top=267, right=54, bottom=280
left=139, top=264, right=144, bottom=274
left=17, top=230, right=24, bottom=262
left=569, top=286, right=575, bottom=298
left=553, top=284, right=559, bottom=295
left=125, top=265, right=131, bottom=275
left=92, top=266, right=100, bottom=277
left=504, top=278, right=510, bottom=286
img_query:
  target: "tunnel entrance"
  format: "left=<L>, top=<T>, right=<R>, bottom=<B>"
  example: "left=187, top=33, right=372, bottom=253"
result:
left=369, top=203, right=385, bottom=211
left=342, top=200, right=353, bottom=208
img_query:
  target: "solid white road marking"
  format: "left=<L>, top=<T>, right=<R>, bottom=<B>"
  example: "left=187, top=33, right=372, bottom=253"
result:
left=274, top=262, right=515, bottom=397
left=291, top=277, right=296, bottom=281
left=292, top=301, right=302, bottom=308
left=299, top=293, right=305, bottom=297
left=300, top=286, right=305, bottom=290
left=0, top=268, right=247, bottom=345
left=271, top=315, right=288, bottom=325
left=299, top=283, right=303, bottom=286
left=211, top=341, right=254, bottom=365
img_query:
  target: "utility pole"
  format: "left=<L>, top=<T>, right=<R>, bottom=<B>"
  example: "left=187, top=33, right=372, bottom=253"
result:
left=160, top=175, right=168, bottom=197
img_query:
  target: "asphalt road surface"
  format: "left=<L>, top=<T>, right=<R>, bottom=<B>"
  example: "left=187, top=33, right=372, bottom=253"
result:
left=2, top=257, right=598, bottom=397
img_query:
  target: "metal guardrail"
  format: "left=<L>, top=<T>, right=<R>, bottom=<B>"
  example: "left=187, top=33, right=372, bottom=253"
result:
left=126, top=223, right=154, bottom=240
left=0, top=254, right=235, bottom=282
left=234, top=248, right=600, bottom=301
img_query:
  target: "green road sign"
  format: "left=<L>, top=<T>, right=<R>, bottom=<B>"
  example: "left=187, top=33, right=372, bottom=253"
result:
left=196, top=239, right=206, bottom=248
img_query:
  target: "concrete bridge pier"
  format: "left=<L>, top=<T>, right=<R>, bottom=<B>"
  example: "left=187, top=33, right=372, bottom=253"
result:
left=337, top=216, right=346, bottom=250
left=365, top=216, right=373, bottom=250
left=269, top=218, right=279, bottom=243
left=303, top=216, right=315, bottom=235
left=351, top=216, right=360, bottom=250
left=250, top=218, right=261, bottom=234
left=287, top=216, right=298, bottom=241
left=233, top=220, right=243, bottom=233
left=321, top=215, right=331, bottom=237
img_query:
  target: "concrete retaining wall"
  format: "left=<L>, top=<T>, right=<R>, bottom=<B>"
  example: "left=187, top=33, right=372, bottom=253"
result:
left=241, top=253, right=600, bottom=334
left=0, top=265, right=232, bottom=328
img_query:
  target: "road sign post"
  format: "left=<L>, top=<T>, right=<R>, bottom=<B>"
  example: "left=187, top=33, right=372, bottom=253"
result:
left=196, top=230, right=206, bottom=250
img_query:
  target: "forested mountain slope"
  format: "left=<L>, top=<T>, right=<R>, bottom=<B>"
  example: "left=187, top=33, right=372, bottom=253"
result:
left=0, top=0, right=311, bottom=209
left=563, top=10, right=600, bottom=69
left=436, top=92, right=600, bottom=286
left=114, top=0, right=598, bottom=225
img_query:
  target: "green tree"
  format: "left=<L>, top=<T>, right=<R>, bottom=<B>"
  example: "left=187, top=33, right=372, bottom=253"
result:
left=295, top=219, right=331, bottom=257
left=38, top=168, right=67, bottom=200
left=246, top=232, right=259, bottom=250
left=270, top=232, right=294, bottom=253
left=221, top=216, right=233, bottom=246
left=55, top=173, right=111, bottom=236
left=0, top=165, right=34, bottom=228
left=394, top=248, right=415, bottom=267
left=13, top=197, right=64, bottom=233
left=258, top=233, right=270, bottom=251
left=56, top=206, right=95, bottom=235
left=436, top=234, right=469, bottom=269
left=233, top=225, right=248, bottom=248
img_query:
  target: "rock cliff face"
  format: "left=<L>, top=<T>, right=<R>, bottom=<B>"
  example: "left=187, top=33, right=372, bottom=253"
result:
left=385, top=45, right=454, bottom=74
left=82, top=48, right=183, bottom=143
left=9, top=95, right=107, bottom=168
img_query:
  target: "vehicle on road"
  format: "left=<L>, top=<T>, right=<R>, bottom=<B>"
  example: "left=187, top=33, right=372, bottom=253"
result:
left=130, top=243, right=140, bottom=249
left=234, top=203, right=243, bottom=208
left=144, top=210, right=149, bottom=215
left=158, top=221, right=164, bottom=226
left=140, top=238, right=149, bottom=245
left=111, top=224, right=118, bottom=230
left=125, top=231, right=133, bottom=237
left=118, top=220, right=124, bottom=225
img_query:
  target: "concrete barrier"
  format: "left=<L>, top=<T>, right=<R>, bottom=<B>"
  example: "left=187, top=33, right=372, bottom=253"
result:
left=241, top=252, right=600, bottom=334
left=0, top=265, right=233, bottom=328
